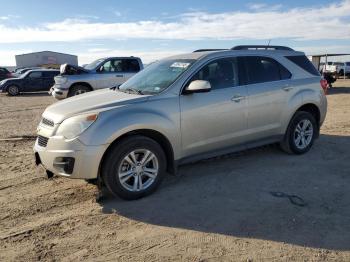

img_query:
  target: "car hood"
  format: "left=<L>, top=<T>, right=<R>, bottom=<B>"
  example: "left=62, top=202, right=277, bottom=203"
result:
left=43, top=89, right=149, bottom=124
left=60, top=63, right=89, bottom=75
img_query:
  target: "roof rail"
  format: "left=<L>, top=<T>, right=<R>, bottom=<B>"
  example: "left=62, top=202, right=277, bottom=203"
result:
left=193, top=49, right=228, bottom=53
left=231, top=45, right=294, bottom=51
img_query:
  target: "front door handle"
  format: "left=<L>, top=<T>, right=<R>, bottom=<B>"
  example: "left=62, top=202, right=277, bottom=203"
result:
left=115, top=74, right=124, bottom=78
left=282, top=85, right=293, bottom=91
left=231, top=95, right=245, bottom=102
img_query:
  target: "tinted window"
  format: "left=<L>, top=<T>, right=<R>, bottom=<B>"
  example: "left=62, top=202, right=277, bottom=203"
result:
left=43, top=71, right=59, bottom=77
left=244, top=56, right=284, bottom=84
left=346, top=62, right=350, bottom=66
left=286, top=55, right=320, bottom=76
left=29, top=72, right=42, bottom=78
left=190, top=58, right=239, bottom=90
left=122, top=59, right=141, bottom=72
left=99, top=59, right=140, bottom=73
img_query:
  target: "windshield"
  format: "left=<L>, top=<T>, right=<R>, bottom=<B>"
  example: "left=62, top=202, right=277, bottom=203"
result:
left=84, top=58, right=105, bottom=70
left=119, top=59, right=195, bottom=94
left=19, top=71, right=31, bottom=78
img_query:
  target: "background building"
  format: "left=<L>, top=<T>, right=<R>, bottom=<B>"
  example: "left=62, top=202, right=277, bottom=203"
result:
left=15, top=51, right=78, bottom=69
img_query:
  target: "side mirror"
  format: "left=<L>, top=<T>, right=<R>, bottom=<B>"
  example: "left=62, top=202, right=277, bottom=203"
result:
left=184, top=80, right=211, bottom=94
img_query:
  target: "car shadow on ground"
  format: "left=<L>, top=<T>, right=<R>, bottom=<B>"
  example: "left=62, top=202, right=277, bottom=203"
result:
left=328, top=86, right=350, bottom=95
left=17, top=92, right=51, bottom=97
left=99, top=134, right=350, bottom=251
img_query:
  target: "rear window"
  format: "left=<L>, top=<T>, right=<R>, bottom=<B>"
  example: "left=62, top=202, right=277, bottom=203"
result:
left=243, top=56, right=291, bottom=84
left=286, top=55, right=320, bottom=76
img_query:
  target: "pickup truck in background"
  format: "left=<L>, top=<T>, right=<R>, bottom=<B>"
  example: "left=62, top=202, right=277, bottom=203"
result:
left=50, top=57, right=143, bottom=99
left=320, top=61, right=350, bottom=77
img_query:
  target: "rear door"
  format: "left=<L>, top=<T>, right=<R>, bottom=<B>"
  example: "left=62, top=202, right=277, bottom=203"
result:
left=240, top=56, right=292, bottom=141
left=41, top=71, right=59, bottom=91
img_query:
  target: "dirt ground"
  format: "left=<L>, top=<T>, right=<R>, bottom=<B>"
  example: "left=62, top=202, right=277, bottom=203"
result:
left=0, top=81, right=349, bottom=261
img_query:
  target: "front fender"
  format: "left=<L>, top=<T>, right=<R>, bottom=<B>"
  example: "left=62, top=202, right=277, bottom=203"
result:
left=79, top=104, right=181, bottom=159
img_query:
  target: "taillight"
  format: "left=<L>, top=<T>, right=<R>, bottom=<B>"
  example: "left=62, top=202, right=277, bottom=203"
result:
left=320, top=79, right=328, bottom=95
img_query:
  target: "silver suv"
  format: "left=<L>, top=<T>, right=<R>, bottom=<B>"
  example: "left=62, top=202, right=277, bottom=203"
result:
left=34, top=45, right=327, bottom=200
left=50, top=57, right=143, bottom=99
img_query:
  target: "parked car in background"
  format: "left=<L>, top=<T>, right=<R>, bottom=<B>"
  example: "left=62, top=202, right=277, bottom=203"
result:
left=50, top=57, right=143, bottom=99
left=320, top=62, right=337, bottom=74
left=0, top=69, right=59, bottom=96
left=13, top=67, right=41, bottom=77
left=320, top=61, right=350, bottom=77
left=34, top=45, right=327, bottom=200
left=0, top=67, right=13, bottom=81
left=333, top=62, right=350, bottom=77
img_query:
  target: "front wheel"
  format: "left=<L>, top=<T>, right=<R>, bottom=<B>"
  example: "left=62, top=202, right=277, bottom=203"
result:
left=7, top=85, right=19, bottom=96
left=101, top=136, right=167, bottom=200
left=280, top=111, right=318, bottom=154
left=67, top=85, right=90, bottom=97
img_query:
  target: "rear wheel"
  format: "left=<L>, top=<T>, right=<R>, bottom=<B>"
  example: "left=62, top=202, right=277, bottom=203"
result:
left=7, top=85, right=19, bottom=96
left=280, top=111, right=317, bottom=154
left=101, top=136, right=166, bottom=200
left=67, top=85, right=91, bottom=97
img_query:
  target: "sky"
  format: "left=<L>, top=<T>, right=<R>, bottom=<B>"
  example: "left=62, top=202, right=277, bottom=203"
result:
left=1, top=0, right=350, bottom=66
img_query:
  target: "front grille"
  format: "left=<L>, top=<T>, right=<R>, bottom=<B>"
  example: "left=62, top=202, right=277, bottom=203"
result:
left=38, top=135, right=49, bottom=147
left=41, top=118, right=54, bottom=127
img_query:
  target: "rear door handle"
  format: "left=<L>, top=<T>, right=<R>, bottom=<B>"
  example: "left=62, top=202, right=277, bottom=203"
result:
left=231, top=95, right=245, bottom=102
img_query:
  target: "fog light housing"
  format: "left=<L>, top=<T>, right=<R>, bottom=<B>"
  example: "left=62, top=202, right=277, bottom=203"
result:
left=53, top=157, right=75, bottom=174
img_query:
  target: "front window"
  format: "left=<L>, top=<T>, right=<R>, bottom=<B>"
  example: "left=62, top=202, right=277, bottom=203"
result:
left=119, top=59, right=195, bottom=95
left=84, top=59, right=105, bottom=70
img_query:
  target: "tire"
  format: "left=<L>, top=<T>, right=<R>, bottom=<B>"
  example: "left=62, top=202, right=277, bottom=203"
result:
left=67, top=85, right=91, bottom=97
left=101, top=136, right=167, bottom=200
left=280, top=111, right=318, bottom=155
left=7, top=85, right=19, bottom=96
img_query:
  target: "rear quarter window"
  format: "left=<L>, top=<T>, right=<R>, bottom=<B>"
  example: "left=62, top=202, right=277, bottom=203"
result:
left=286, top=55, right=320, bottom=76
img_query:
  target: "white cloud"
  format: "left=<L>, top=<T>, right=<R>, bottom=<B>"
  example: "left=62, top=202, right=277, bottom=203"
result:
left=0, top=1, right=349, bottom=44
left=247, top=3, right=282, bottom=11
left=0, top=15, right=20, bottom=21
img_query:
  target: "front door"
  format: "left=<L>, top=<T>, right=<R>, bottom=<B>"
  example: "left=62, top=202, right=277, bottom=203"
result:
left=180, top=57, right=248, bottom=158
left=24, top=71, right=43, bottom=92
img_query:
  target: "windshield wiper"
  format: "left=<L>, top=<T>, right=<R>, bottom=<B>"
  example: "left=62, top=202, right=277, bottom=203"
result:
left=122, top=88, right=144, bottom=95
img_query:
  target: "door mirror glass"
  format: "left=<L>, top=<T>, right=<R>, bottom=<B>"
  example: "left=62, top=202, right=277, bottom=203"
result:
left=185, top=80, right=211, bottom=94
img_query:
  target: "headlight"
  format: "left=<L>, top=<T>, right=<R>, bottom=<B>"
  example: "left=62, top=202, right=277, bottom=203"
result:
left=55, top=113, right=98, bottom=139
left=55, top=76, right=67, bottom=84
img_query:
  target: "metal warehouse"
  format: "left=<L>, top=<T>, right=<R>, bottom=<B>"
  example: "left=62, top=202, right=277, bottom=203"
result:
left=15, top=51, right=78, bottom=69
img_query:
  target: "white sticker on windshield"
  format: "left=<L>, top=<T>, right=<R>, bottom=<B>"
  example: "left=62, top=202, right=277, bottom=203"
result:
left=170, top=62, right=190, bottom=69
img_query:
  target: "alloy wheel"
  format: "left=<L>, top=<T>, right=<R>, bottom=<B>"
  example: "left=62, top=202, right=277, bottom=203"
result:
left=118, top=149, right=159, bottom=192
left=293, top=119, right=313, bottom=150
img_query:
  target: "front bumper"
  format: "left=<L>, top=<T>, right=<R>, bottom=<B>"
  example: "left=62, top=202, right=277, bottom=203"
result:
left=50, top=85, right=69, bottom=100
left=34, top=135, right=109, bottom=179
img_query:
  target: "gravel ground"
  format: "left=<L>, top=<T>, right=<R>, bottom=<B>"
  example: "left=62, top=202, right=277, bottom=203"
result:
left=0, top=81, right=349, bottom=261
